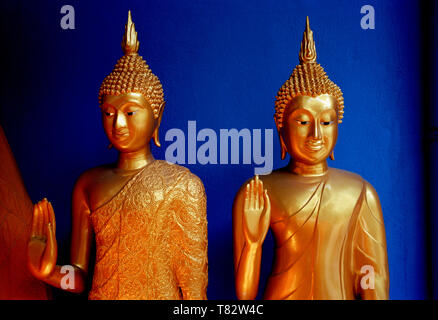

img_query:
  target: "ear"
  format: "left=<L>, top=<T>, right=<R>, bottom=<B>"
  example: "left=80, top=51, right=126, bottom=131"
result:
left=329, top=149, right=335, bottom=161
left=278, top=131, right=288, bottom=160
left=153, top=102, right=165, bottom=148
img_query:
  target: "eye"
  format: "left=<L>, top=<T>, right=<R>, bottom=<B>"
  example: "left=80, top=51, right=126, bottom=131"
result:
left=321, top=121, right=334, bottom=126
left=296, top=120, right=310, bottom=125
left=126, top=111, right=137, bottom=116
left=104, top=111, right=114, bottom=117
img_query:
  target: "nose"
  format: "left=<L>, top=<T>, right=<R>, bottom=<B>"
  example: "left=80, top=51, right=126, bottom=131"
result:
left=310, top=119, right=322, bottom=140
left=114, top=110, right=127, bottom=130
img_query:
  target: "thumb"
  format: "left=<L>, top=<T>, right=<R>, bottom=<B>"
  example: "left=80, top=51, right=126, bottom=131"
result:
left=262, top=190, right=271, bottom=218
left=40, top=223, right=57, bottom=277
left=27, top=241, right=43, bottom=279
left=261, top=190, right=271, bottom=230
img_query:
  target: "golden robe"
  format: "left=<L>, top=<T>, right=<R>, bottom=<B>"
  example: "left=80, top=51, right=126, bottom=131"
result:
left=88, top=160, right=207, bottom=300
left=260, top=168, right=389, bottom=300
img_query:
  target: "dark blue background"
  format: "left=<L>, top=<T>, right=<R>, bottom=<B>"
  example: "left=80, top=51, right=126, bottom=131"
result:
left=0, top=0, right=432, bottom=299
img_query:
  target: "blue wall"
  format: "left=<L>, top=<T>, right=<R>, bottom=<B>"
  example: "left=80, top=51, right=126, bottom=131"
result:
left=0, top=0, right=427, bottom=299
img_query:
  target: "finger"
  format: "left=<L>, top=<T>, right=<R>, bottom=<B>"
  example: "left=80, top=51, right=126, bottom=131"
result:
left=36, top=202, right=44, bottom=236
left=260, top=186, right=264, bottom=210
left=43, top=199, right=49, bottom=238
left=244, top=184, right=249, bottom=211
left=43, top=200, right=48, bottom=228
left=41, top=223, right=57, bottom=277
left=249, top=179, right=255, bottom=209
left=263, top=190, right=271, bottom=220
left=48, top=201, right=56, bottom=234
left=255, top=176, right=260, bottom=210
left=31, top=204, right=39, bottom=238
left=40, top=201, right=47, bottom=239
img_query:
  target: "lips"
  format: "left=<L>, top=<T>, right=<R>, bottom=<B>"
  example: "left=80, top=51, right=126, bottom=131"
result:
left=305, top=140, right=324, bottom=152
left=113, top=130, right=129, bottom=140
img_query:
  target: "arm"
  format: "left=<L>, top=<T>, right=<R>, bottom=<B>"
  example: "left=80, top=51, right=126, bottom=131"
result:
left=27, top=179, right=92, bottom=293
left=353, top=182, right=389, bottom=300
left=173, top=174, right=208, bottom=300
left=233, top=176, right=270, bottom=300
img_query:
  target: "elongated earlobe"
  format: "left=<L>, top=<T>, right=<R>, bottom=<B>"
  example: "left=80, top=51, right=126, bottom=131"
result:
left=153, top=102, right=165, bottom=148
left=153, top=128, right=161, bottom=148
left=281, top=145, right=287, bottom=160
left=279, top=133, right=287, bottom=160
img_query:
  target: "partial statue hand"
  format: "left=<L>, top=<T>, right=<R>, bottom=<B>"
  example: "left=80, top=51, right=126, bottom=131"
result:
left=27, top=198, right=57, bottom=280
left=243, top=175, right=271, bottom=245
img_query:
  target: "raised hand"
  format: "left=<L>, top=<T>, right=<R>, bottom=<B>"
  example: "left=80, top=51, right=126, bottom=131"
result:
left=27, top=198, right=57, bottom=280
left=243, top=175, right=271, bottom=245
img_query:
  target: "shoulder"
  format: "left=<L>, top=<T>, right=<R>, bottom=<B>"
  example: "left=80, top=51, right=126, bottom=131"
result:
left=327, top=167, right=367, bottom=193
left=154, top=160, right=206, bottom=195
left=178, top=169, right=206, bottom=196
left=184, top=171, right=206, bottom=195
left=152, top=160, right=189, bottom=177
left=328, top=167, right=380, bottom=194
left=160, top=163, right=206, bottom=218
left=73, top=164, right=112, bottom=196
left=363, top=179, right=382, bottom=211
left=327, top=167, right=382, bottom=207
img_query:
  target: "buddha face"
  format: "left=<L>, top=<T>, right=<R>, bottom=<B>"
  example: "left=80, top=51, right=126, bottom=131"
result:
left=101, top=93, right=155, bottom=152
left=280, top=94, right=338, bottom=165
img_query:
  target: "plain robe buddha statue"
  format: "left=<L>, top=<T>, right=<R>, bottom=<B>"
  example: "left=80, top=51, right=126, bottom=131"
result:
left=233, top=17, right=389, bottom=300
left=27, top=11, right=208, bottom=300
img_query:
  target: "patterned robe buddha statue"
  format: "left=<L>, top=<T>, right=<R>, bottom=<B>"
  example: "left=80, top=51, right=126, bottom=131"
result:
left=26, top=11, right=208, bottom=300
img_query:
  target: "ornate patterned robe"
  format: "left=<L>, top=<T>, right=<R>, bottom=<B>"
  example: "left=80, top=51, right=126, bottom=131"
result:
left=88, top=160, right=208, bottom=300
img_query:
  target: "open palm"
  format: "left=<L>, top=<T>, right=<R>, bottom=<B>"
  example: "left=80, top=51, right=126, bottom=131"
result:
left=243, top=175, right=271, bottom=244
left=27, top=198, right=57, bottom=280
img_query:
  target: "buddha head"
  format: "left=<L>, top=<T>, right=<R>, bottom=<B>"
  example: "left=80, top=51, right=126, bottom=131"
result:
left=98, top=11, right=165, bottom=153
left=274, top=17, right=344, bottom=165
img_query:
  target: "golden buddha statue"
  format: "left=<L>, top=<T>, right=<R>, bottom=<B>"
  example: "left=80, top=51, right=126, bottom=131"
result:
left=27, top=11, right=208, bottom=300
left=233, top=17, right=389, bottom=300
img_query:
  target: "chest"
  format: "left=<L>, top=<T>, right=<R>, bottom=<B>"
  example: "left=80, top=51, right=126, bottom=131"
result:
left=89, top=172, right=171, bottom=240
left=87, top=170, right=139, bottom=212
left=267, top=179, right=359, bottom=236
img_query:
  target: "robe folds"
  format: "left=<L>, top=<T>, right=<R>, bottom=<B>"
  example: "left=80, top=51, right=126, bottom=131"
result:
left=88, top=160, right=208, bottom=300
left=231, top=168, right=390, bottom=300
left=262, top=169, right=389, bottom=300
